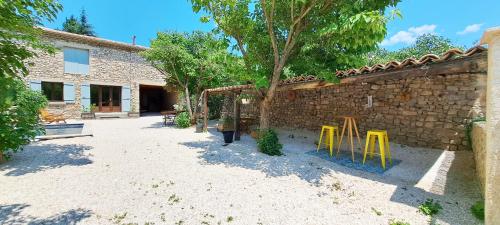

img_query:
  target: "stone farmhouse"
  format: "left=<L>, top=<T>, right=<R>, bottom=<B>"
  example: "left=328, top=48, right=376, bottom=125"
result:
left=25, top=27, right=176, bottom=118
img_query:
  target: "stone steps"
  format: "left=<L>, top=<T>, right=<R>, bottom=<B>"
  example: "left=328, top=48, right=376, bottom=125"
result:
left=95, top=112, right=129, bottom=119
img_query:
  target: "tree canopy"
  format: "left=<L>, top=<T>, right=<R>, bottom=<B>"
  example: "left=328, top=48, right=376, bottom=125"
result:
left=141, top=31, right=247, bottom=119
left=191, top=0, right=400, bottom=128
left=365, top=34, right=464, bottom=66
left=0, top=0, right=61, bottom=110
left=61, top=9, right=96, bottom=36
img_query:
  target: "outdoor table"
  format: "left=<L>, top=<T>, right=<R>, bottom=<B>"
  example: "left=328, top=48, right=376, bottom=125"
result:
left=336, top=115, right=362, bottom=162
left=160, top=110, right=177, bottom=126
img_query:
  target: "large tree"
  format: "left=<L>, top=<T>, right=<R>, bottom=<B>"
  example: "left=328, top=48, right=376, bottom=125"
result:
left=141, top=31, right=246, bottom=120
left=191, top=0, right=400, bottom=129
left=0, top=0, right=61, bottom=161
left=61, top=9, right=96, bottom=36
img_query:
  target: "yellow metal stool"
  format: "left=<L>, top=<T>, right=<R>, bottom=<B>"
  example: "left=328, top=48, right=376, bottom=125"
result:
left=363, top=130, right=392, bottom=170
left=317, top=125, right=340, bottom=157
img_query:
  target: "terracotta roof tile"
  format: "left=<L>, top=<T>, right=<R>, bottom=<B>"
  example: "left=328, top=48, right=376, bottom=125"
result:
left=335, top=45, right=487, bottom=78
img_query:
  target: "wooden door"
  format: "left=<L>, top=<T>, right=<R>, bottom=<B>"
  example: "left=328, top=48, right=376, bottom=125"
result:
left=92, top=85, right=121, bottom=112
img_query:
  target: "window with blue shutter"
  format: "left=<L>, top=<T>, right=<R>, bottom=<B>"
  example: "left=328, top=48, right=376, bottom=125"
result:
left=121, top=86, right=131, bottom=112
left=64, top=47, right=89, bottom=75
left=81, top=83, right=91, bottom=111
left=29, top=80, right=42, bottom=92
left=63, top=82, right=75, bottom=103
left=41, top=81, right=63, bottom=101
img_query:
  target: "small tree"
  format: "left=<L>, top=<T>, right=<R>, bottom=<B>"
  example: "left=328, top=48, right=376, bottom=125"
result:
left=0, top=0, right=61, bottom=161
left=61, top=9, right=96, bottom=36
left=191, top=0, right=400, bottom=129
left=141, top=31, right=246, bottom=120
left=0, top=80, right=48, bottom=161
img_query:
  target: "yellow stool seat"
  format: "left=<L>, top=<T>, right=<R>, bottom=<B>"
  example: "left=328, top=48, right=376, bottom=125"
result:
left=317, top=125, right=340, bottom=157
left=363, top=130, right=392, bottom=170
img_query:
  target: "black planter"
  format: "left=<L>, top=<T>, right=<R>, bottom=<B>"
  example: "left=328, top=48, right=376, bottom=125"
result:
left=222, top=131, right=234, bottom=143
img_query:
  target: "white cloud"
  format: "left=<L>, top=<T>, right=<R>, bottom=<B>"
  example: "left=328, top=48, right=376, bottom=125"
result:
left=457, top=23, right=483, bottom=35
left=381, top=24, right=437, bottom=47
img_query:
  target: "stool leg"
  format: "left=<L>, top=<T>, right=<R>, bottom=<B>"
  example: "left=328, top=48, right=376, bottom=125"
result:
left=337, top=118, right=347, bottom=157
left=385, top=133, right=392, bottom=165
left=317, top=128, right=324, bottom=152
left=352, top=118, right=362, bottom=150
left=378, top=135, right=386, bottom=170
left=369, top=135, right=375, bottom=159
left=348, top=119, right=354, bottom=162
left=329, top=130, right=334, bottom=157
left=363, top=134, right=371, bottom=164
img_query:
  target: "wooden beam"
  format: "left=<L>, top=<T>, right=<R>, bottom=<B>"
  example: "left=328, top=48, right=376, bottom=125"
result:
left=234, top=94, right=241, bottom=141
left=203, top=90, right=208, bottom=132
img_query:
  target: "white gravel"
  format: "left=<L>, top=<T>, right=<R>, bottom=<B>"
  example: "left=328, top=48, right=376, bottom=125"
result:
left=0, top=116, right=483, bottom=225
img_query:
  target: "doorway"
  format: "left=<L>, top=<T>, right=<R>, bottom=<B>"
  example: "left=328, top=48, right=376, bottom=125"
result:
left=90, top=85, right=121, bottom=112
left=139, top=85, right=176, bottom=113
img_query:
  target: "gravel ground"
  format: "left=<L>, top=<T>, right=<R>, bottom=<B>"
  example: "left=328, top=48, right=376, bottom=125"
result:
left=0, top=116, right=483, bottom=225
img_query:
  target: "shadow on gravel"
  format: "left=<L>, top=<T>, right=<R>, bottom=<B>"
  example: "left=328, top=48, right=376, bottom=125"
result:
left=0, top=144, right=93, bottom=176
left=0, top=204, right=92, bottom=225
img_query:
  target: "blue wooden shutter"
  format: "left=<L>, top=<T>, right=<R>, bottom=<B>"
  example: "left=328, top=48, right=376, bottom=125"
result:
left=63, top=82, right=75, bottom=103
left=64, top=48, right=89, bottom=75
left=81, top=83, right=91, bottom=111
left=121, top=85, right=131, bottom=112
left=29, top=80, right=42, bottom=92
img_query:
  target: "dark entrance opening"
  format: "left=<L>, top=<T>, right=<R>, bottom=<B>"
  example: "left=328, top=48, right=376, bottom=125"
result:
left=139, top=85, right=176, bottom=114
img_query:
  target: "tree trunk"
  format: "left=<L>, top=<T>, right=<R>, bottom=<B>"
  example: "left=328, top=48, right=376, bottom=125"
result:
left=0, top=151, right=5, bottom=164
left=184, top=85, right=193, bottom=119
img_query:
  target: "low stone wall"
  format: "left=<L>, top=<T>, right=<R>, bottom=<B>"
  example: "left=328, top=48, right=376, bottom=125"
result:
left=236, top=53, right=488, bottom=150
left=472, top=122, right=486, bottom=196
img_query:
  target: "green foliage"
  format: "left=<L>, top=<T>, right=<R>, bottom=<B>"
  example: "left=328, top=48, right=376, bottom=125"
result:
left=0, top=80, right=48, bottom=159
left=365, top=34, right=464, bottom=66
left=388, top=219, right=410, bottom=225
left=257, top=129, right=283, bottom=156
left=175, top=112, right=191, bottom=128
left=418, top=199, right=442, bottom=216
left=190, top=0, right=399, bottom=83
left=0, top=0, right=61, bottom=107
left=141, top=31, right=247, bottom=117
left=470, top=201, right=485, bottom=221
left=208, top=95, right=224, bottom=119
left=222, top=116, right=234, bottom=131
left=61, top=9, right=96, bottom=36
left=465, top=116, right=486, bottom=150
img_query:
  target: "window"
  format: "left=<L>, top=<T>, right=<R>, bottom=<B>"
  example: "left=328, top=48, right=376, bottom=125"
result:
left=42, top=82, right=63, bottom=101
left=64, top=47, right=89, bottom=74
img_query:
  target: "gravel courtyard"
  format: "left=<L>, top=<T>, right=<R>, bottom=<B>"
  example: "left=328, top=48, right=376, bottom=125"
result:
left=0, top=116, right=483, bottom=225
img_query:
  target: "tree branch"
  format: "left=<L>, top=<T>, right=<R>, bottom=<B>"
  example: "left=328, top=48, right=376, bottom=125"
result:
left=260, top=0, right=280, bottom=67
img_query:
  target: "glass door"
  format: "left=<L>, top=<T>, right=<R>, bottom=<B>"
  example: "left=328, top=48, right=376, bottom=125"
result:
left=90, top=85, right=122, bottom=112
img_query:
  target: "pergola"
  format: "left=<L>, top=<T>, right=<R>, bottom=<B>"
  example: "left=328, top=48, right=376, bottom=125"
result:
left=201, top=76, right=331, bottom=138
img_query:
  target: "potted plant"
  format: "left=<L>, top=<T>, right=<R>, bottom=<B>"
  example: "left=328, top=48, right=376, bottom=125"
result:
left=81, top=104, right=97, bottom=119
left=221, top=116, right=235, bottom=145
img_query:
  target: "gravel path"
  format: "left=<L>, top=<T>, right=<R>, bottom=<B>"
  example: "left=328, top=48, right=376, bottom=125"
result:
left=0, top=116, right=483, bottom=225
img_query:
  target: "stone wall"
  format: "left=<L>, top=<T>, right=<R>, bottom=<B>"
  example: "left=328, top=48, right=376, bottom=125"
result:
left=236, top=54, right=487, bottom=150
left=25, top=37, right=165, bottom=118
left=472, top=122, right=486, bottom=195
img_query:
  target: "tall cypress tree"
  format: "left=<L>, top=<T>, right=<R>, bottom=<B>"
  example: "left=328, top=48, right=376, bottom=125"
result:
left=78, top=9, right=96, bottom=37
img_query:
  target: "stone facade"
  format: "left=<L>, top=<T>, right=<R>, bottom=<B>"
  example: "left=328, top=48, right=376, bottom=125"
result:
left=235, top=54, right=487, bottom=151
left=25, top=30, right=165, bottom=118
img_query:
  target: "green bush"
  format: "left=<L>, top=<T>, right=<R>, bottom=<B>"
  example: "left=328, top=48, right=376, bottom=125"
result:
left=471, top=201, right=485, bottom=221
left=388, top=219, right=410, bottom=225
left=257, top=129, right=283, bottom=156
left=418, top=199, right=442, bottom=216
left=0, top=80, right=47, bottom=160
left=175, top=112, right=191, bottom=128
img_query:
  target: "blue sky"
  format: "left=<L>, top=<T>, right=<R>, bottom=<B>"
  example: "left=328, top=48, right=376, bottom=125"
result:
left=43, top=0, right=499, bottom=51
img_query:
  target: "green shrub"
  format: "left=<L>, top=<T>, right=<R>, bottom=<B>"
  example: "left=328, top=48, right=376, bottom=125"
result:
left=418, top=199, right=442, bottom=216
left=388, top=219, right=410, bottom=225
left=175, top=112, right=191, bottom=128
left=0, top=80, right=47, bottom=160
left=257, top=129, right=283, bottom=156
left=471, top=201, right=484, bottom=221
